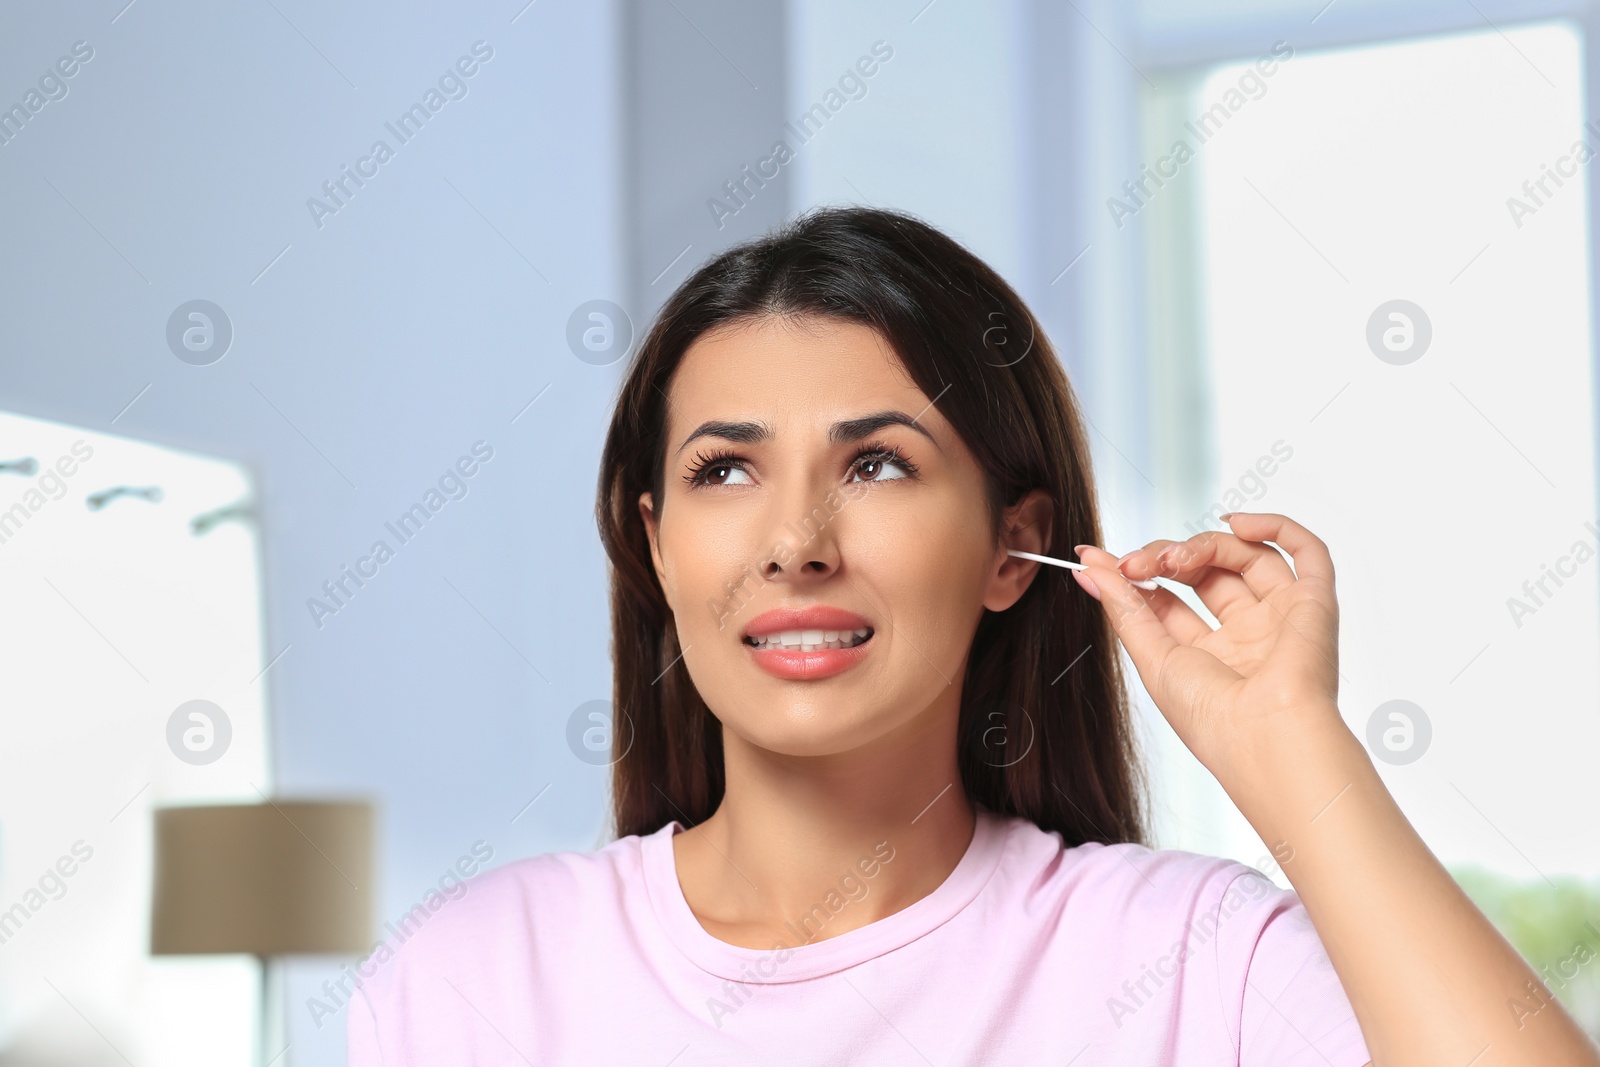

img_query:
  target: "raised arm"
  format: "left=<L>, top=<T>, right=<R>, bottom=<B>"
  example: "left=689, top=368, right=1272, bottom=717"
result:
left=1075, top=514, right=1599, bottom=1067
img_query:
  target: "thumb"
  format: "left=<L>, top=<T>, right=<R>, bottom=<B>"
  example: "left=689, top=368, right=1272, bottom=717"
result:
left=1079, top=562, right=1180, bottom=690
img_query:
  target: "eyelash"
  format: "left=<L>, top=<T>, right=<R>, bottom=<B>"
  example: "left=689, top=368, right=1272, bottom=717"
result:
left=681, top=439, right=921, bottom=489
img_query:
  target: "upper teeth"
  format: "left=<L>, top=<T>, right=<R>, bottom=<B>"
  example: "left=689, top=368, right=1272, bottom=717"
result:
left=749, top=627, right=871, bottom=651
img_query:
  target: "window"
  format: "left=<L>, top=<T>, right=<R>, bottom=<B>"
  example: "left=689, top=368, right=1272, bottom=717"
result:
left=1142, top=20, right=1599, bottom=886
left=0, top=410, right=268, bottom=1065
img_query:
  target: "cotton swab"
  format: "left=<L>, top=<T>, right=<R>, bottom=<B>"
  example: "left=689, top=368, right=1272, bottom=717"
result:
left=1007, top=548, right=1160, bottom=591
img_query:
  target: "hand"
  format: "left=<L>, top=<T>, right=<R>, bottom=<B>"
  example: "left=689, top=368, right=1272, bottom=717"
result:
left=1071, top=512, right=1348, bottom=783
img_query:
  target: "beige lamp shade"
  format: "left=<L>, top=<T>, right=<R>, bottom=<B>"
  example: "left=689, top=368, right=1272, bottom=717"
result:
left=151, top=800, right=374, bottom=956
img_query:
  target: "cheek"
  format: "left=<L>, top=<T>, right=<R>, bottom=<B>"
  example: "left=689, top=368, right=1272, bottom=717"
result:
left=661, top=512, right=759, bottom=622
left=858, top=481, right=991, bottom=568
left=848, top=509, right=988, bottom=645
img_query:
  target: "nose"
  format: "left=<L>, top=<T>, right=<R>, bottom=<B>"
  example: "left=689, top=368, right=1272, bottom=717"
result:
left=757, top=483, right=844, bottom=584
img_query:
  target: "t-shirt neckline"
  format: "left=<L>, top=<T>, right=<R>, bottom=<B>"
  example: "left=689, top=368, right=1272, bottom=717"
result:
left=640, top=806, right=1011, bottom=983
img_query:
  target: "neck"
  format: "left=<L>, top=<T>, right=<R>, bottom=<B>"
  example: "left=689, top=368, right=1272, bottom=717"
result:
left=672, top=690, right=977, bottom=949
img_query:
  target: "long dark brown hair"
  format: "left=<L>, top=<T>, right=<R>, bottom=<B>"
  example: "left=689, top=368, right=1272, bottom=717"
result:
left=595, top=205, right=1148, bottom=848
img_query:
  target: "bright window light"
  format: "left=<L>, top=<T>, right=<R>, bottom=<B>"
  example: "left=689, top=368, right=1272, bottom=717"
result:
left=0, top=410, right=268, bottom=1066
left=1193, top=21, right=1598, bottom=879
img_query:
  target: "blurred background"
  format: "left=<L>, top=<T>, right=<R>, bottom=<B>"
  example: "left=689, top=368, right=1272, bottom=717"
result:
left=2, top=0, right=1598, bottom=1062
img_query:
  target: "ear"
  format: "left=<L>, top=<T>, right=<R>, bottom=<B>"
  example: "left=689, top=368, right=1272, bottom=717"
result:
left=638, top=491, right=672, bottom=609
left=983, top=488, right=1054, bottom=613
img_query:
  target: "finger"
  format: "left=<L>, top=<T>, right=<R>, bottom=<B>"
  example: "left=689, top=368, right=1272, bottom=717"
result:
left=1112, top=539, right=1180, bottom=581
left=1110, top=539, right=1262, bottom=625
left=1081, top=545, right=1215, bottom=645
left=1139, top=586, right=1216, bottom=645
left=1220, top=512, right=1336, bottom=587
left=1158, top=529, right=1297, bottom=597
left=1076, top=556, right=1182, bottom=675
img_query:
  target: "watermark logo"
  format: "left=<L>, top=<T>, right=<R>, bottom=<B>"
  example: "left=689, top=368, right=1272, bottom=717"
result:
left=566, top=699, right=633, bottom=766
left=973, top=701, right=1035, bottom=768
left=0, top=439, right=95, bottom=548
left=0, top=40, right=94, bottom=149
left=1365, top=699, right=1430, bottom=765
left=1505, top=519, right=1599, bottom=629
left=1107, top=40, right=1292, bottom=229
left=0, top=840, right=94, bottom=948
left=566, top=300, right=633, bottom=366
left=979, top=309, right=1034, bottom=367
left=166, top=300, right=233, bottom=366
left=706, top=40, right=894, bottom=231
left=1183, top=440, right=1293, bottom=537
left=708, top=481, right=869, bottom=632
left=1505, top=120, right=1600, bottom=230
left=1106, top=866, right=1275, bottom=1027
left=307, top=840, right=495, bottom=1028
left=306, top=41, right=495, bottom=229
left=1507, top=920, right=1600, bottom=1030
left=1365, top=300, right=1431, bottom=365
left=307, top=441, right=494, bottom=629
left=166, top=700, right=232, bottom=765
left=707, top=841, right=896, bottom=1028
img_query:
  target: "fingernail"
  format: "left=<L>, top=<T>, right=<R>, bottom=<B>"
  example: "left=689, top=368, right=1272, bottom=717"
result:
left=1073, top=544, right=1093, bottom=558
left=1218, top=512, right=1234, bottom=521
left=1073, top=570, right=1101, bottom=601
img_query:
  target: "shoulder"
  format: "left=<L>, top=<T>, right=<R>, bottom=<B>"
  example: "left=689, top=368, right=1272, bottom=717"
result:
left=349, top=830, right=653, bottom=1007
left=990, top=811, right=1275, bottom=915
left=986, top=816, right=1367, bottom=1063
left=985, top=812, right=1307, bottom=976
left=344, top=831, right=663, bottom=1064
left=426, top=832, right=641, bottom=925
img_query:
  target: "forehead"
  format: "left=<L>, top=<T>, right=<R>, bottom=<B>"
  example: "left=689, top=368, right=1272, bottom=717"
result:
left=665, top=316, right=934, bottom=433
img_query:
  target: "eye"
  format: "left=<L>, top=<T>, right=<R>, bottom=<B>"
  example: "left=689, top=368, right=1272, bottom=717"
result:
left=683, top=449, right=754, bottom=488
left=848, top=443, right=918, bottom=484
left=702, top=462, right=753, bottom=487
left=851, top=455, right=907, bottom=483
left=684, top=441, right=919, bottom=489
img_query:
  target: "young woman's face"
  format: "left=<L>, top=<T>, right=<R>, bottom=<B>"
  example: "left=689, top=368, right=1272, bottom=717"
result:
left=639, top=315, right=1048, bottom=758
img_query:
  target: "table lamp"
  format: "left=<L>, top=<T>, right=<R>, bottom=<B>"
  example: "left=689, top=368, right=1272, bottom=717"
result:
left=150, top=800, right=374, bottom=1067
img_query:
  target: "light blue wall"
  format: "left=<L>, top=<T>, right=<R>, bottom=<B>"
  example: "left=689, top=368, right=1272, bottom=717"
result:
left=786, top=0, right=1030, bottom=288
left=0, top=1, right=1123, bottom=1058
left=1, top=2, right=620, bottom=1062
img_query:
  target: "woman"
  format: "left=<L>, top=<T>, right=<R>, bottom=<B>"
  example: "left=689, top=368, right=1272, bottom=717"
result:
left=348, top=207, right=1599, bottom=1065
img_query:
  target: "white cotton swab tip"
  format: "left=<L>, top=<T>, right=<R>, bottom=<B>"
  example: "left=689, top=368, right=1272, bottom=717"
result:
left=1007, top=548, right=1160, bottom=591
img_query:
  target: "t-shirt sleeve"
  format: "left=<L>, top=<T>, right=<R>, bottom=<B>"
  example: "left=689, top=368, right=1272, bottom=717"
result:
left=1210, top=867, right=1371, bottom=1067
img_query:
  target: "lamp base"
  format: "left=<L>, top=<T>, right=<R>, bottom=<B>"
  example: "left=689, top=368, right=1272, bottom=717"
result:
left=255, top=954, right=285, bottom=1067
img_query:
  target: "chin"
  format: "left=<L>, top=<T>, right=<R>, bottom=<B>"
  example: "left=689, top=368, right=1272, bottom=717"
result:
left=717, top=701, right=911, bottom=759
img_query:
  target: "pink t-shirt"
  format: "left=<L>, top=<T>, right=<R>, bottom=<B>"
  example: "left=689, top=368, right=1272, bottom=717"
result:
left=347, top=807, right=1370, bottom=1065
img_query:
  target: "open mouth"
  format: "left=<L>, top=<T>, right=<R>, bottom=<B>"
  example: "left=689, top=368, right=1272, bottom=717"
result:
left=744, top=627, right=874, bottom=652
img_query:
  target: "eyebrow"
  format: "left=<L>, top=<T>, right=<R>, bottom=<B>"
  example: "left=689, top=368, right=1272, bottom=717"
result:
left=672, top=410, right=941, bottom=458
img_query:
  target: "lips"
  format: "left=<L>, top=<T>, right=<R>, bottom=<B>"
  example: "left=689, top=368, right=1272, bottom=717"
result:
left=742, top=606, right=874, bottom=644
left=742, top=605, right=876, bottom=681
